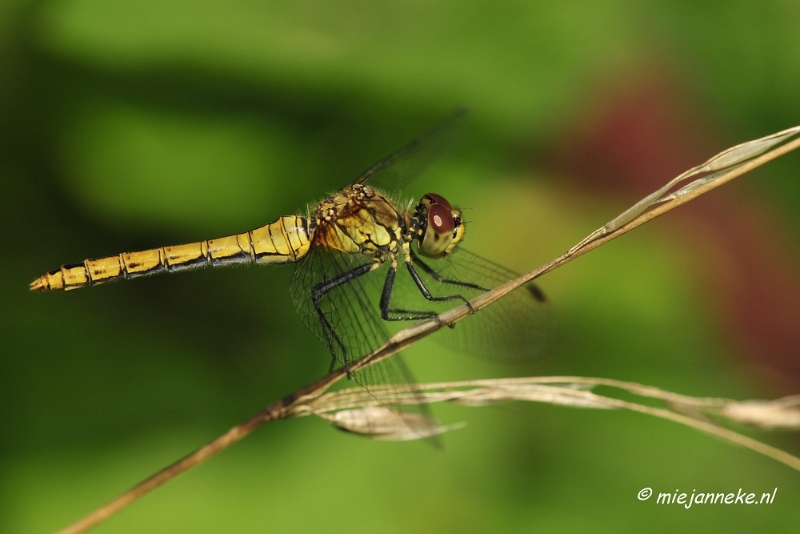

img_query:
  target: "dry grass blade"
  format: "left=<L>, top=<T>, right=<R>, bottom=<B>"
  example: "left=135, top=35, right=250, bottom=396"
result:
left=717, top=396, right=800, bottom=430
left=57, top=125, right=800, bottom=534
left=318, top=406, right=464, bottom=440
left=303, top=378, right=800, bottom=470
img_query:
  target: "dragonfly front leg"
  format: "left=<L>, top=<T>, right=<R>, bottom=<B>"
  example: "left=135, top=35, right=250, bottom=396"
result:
left=312, top=261, right=375, bottom=371
left=410, top=251, right=488, bottom=291
left=405, top=253, right=486, bottom=314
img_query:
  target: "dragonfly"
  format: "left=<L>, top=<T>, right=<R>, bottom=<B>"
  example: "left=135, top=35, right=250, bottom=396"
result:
left=31, top=111, right=555, bottom=435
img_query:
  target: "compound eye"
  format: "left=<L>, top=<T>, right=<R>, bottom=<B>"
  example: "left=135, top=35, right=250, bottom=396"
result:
left=424, top=193, right=452, bottom=210
left=428, top=204, right=455, bottom=234
left=419, top=203, right=455, bottom=258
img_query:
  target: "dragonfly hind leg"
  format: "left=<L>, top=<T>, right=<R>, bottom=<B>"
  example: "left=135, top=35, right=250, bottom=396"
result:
left=311, top=261, right=375, bottom=373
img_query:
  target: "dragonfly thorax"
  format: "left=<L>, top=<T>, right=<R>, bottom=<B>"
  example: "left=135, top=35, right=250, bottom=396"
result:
left=313, top=184, right=404, bottom=260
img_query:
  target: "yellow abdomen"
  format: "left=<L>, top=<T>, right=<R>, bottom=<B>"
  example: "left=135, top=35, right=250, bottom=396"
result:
left=30, top=215, right=311, bottom=291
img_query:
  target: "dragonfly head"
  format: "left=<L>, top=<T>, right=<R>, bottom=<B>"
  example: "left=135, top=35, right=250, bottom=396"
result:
left=415, top=193, right=465, bottom=258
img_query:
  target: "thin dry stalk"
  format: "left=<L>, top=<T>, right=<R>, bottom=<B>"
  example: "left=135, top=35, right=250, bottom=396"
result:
left=57, top=127, right=800, bottom=534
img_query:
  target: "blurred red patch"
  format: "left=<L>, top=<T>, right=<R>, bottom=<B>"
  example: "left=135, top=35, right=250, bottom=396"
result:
left=546, top=73, right=800, bottom=392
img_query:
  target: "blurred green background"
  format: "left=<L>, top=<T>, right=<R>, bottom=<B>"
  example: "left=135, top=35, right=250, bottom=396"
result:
left=3, top=1, right=800, bottom=532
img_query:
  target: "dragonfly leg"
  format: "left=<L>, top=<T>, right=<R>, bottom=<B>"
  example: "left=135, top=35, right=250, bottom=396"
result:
left=380, top=264, right=453, bottom=327
left=405, top=253, right=487, bottom=314
left=411, top=251, right=489, bottom=292
left=312, top=262, right=375, bottom=372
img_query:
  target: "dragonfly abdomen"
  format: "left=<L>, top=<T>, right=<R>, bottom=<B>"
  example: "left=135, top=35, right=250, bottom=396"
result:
left=30, top=215, right=312, bottom=291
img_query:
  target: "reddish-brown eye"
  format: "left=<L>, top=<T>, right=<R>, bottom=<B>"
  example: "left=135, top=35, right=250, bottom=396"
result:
left=424, top=193, right=451, bottom=210
left=428, top=204, right=454, bottom=233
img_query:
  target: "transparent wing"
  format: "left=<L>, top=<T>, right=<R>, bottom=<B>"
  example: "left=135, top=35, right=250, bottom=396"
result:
left=289, top=244, right=440, bottom=441
left=353, top=108, right=467, bottom=193
left=290, top=244, right=386, bottom=372
left=407, top=248, right=557, bottom=363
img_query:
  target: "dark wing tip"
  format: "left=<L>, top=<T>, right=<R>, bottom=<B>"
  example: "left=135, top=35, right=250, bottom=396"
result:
left=526, top=283, right=549, bottom=303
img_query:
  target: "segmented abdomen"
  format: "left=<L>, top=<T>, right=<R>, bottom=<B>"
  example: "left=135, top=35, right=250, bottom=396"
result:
left=30, top=215, right=311, bottom=291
